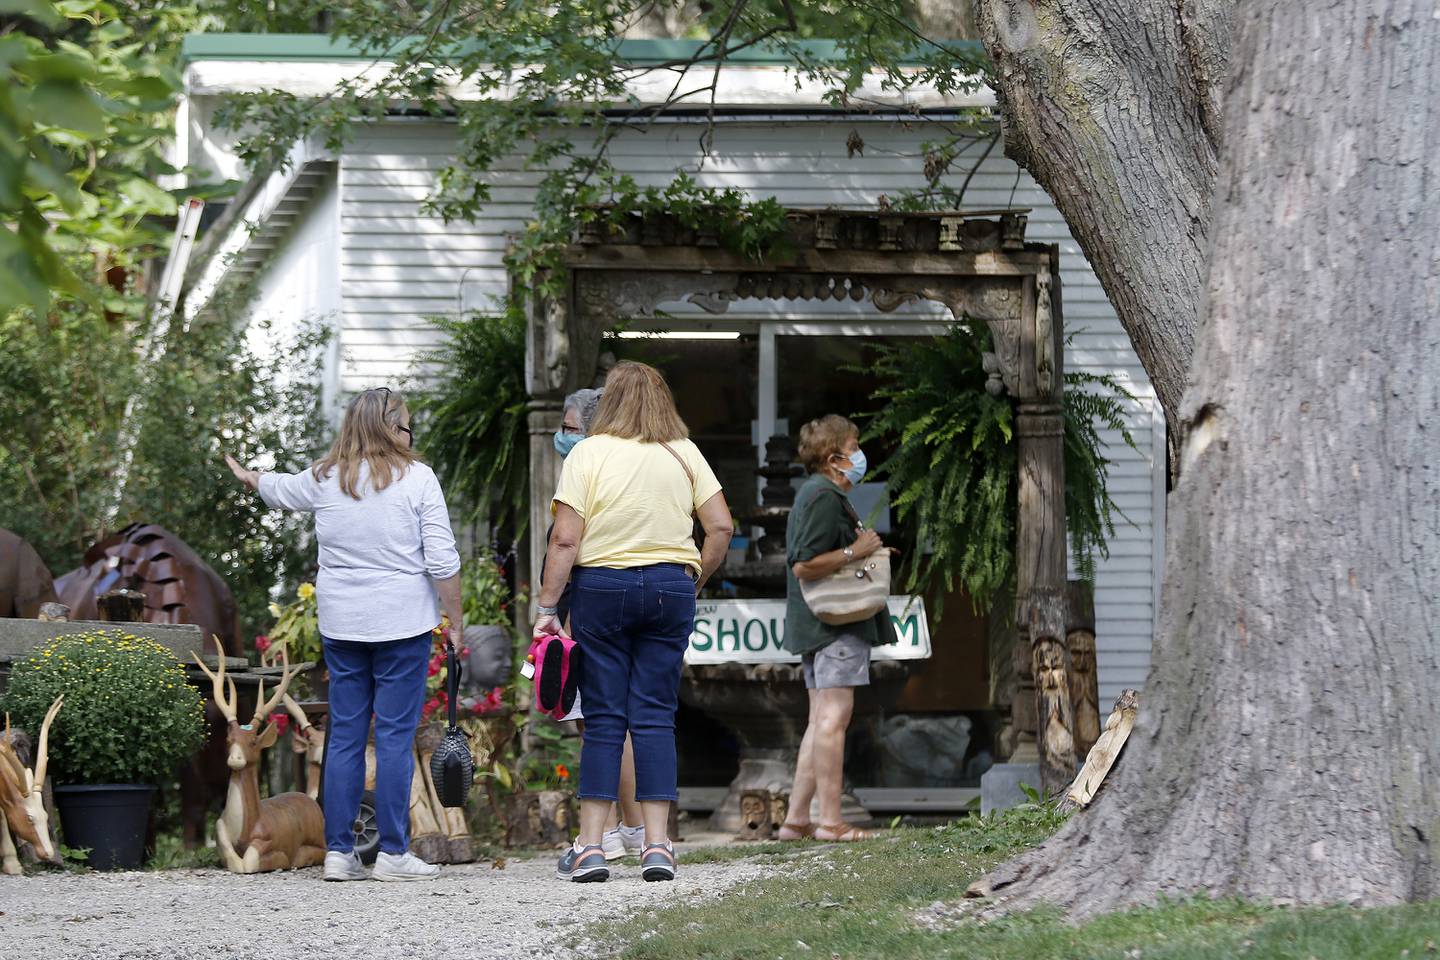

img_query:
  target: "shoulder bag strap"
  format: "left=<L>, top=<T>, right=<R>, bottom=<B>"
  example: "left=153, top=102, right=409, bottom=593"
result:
left=658, top=440, right=697, bottom=489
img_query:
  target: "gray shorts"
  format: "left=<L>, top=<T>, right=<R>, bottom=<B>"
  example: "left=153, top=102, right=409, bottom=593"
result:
left=801, top=633, right=872, bottom=689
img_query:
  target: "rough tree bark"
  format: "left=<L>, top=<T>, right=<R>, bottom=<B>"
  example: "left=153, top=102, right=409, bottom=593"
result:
left=975, top=0, right=1236, bottom=448
left=972, top=1, right=1440, bottom=916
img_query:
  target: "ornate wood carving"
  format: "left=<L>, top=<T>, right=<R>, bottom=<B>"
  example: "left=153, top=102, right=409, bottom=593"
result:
left=1035, top=269, right=1056, bottom=395
left=1066, top=580, right=1101, bottom=758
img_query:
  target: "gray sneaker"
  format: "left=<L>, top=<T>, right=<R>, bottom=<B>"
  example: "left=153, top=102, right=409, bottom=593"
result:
left=323, top=850, right=368, bottom=882
left=373, top=850, right=440, bottom=882
left=641, top=842, right=677, bottom=882
left=557, top=841, right=609, bottom=882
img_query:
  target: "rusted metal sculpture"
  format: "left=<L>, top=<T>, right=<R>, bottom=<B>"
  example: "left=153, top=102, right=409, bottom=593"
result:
left=56, top=522, right=244, bottom=846
left=194, top=654, right=326, bottom=874
left=55, top=523, right=241, bottom=651
left=0, top=697, right=64, bottom=875
left=0, top=528, right=59, bottom=619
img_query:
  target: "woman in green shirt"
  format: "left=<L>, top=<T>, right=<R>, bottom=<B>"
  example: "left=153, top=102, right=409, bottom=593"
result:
left=779, top=414, right=894, bottom=842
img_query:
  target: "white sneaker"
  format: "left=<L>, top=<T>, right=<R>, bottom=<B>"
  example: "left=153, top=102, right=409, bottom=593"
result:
left=602, top=824, right=645, bottom=861
left=323, top=850, right=368, bottom=882
left=373, top=850, right=441, bottom=882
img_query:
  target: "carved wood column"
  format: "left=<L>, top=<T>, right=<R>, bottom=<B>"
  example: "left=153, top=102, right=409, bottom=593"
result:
left=1014, top=264, right=1077, bottom=796
left=523, top=272, right=570, bottom=613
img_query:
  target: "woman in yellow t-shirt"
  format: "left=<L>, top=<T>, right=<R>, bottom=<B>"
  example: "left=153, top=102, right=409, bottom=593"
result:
left=534, top=361, right=733, bottom=883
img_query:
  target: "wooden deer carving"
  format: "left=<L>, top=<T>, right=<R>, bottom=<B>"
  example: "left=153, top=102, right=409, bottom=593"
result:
left=0, top=697, right=64, bottom=875
left=282, top=695, right=324, bottom=801
left=194, top=655, right=326, bottom=873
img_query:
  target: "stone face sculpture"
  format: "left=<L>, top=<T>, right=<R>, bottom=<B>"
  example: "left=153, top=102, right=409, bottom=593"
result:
left=0, top=528, right=59, bottom=619
left=194, top=655, right=325, bottom=873
left=0, top=697, right=64, bottom=875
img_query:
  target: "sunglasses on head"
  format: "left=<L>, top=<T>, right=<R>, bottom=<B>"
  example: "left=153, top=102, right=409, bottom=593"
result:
left=367, top=387, right=411, bottom=440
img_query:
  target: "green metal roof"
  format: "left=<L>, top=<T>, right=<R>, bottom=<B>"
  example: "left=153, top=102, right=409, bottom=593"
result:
left=181, top=33, right=982, bottom=67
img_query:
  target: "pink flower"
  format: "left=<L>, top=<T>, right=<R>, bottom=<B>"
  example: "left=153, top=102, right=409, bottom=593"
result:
left=270, top=712, right=289, bottom=735
left=254, top=635, right=271, bottom=653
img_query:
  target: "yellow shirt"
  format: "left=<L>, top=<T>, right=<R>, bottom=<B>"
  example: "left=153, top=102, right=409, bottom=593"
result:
left=553, top=435, right=724, bottom=574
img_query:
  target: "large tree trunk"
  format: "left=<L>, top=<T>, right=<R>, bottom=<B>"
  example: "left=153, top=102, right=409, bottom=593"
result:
left=973, top=0, right=1440, bottom=916
left=975, top=0, right=1236, bottom=448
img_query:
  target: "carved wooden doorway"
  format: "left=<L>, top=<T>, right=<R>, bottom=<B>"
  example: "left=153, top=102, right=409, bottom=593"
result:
left=517, top=207, right=1076, bottom=793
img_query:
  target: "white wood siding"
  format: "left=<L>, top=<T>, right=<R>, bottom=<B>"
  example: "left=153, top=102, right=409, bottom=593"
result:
left=337, top=118, right=1157, bottom=701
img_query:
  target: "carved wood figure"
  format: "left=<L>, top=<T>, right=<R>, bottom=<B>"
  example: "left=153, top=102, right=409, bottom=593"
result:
left=283, top=695, right=325, bottom=801
left=738, top=789, right=774, bottom=841
left=1029, top=588, right=1077, bottom=795
left=194, top=654, right=326, bottom=873
left=0, top=698, right=63, bottom=875
left=1066, top=581, right=1101, bottom=757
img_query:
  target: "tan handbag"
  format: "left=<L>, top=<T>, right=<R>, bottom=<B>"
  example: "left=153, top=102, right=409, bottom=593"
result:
left=798, top=495, right=890, bottom=625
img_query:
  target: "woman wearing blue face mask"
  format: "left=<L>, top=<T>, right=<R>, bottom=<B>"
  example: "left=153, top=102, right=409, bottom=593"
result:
left=778, top=414, right=895, bottom=843
left=546, top=389, right=647, bottom=861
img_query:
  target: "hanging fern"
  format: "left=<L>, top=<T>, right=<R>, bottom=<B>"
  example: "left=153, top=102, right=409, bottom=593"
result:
left=410, top=304, right=531, bottom=537
left=862, top=324, right=1137, bottom=618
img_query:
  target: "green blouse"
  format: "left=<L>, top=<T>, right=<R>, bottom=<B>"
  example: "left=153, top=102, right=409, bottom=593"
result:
left=782, top=474, right=894, bottom=655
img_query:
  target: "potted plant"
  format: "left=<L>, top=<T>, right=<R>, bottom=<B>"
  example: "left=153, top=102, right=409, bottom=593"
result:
left=260, top=582, right=323, bottom=696
left=1, top=629, right=205, bottom=870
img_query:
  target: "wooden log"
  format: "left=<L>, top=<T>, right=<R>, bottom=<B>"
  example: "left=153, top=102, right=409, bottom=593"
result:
left=502, top=790, right=575, bottom=848
left=407, top=743, right=448, bottom=863
left=1060, top=689, right=1140, bottom=812
left=1066, top=581, right=1101, bottom=758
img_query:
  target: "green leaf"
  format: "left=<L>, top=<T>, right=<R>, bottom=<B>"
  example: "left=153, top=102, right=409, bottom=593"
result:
left=30, top=80, right=109, bottom=136
left=0, top=0, right=62, bottom=28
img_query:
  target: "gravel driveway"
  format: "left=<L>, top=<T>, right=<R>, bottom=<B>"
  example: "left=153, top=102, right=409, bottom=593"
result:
left=0, top=853, right=768, bottom=960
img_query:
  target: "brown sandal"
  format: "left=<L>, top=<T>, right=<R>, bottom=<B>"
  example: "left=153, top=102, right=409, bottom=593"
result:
left=776, top=821, right=817, bottom=841
left=815, top=822, right=877, bottom=842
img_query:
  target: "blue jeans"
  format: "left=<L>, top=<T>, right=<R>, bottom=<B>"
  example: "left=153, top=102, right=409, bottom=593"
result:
left=322, top=631, right=431, bottom=854
left=571, top=564, right=696, bottom=802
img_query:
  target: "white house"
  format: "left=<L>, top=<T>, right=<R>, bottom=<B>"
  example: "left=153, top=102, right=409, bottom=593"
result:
left=176, top=33, right=1164, bottom=735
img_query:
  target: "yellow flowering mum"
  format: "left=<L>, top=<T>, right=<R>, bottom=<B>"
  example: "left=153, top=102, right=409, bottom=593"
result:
left=297, top=583, right=316, bottom=601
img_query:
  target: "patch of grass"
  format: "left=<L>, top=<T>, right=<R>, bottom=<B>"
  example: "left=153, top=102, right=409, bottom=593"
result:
left=678, top=841, right=802, bottom=865
left=145, top=833, right=221, bottom=871
left=600, top=804, right=1440, bottom=960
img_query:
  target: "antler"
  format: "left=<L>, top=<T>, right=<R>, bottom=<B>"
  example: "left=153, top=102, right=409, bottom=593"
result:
left=282, top=694, right=314, bottom=734
left=31, top=696, right=63, bottom=790
left=193, top=652, right=239, bottom=723
left=252, top=650, right=303, bottom=727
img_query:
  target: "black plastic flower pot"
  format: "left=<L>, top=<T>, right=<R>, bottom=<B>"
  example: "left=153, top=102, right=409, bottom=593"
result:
left=54, top=784, right=156, bottom=871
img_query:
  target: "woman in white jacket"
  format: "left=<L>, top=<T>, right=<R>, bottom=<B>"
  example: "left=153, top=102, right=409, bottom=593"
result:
left=224, top=386, right=463, bottom=882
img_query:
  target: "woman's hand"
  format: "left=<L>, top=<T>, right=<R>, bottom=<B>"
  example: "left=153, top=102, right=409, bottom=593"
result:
left=533, top=612, right=571, bottom=639
left=851, top=529, right=883, bottom=559
left=223, top=453, right=260, bottom=491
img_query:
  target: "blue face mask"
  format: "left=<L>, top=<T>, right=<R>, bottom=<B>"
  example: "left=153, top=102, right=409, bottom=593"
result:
left=840, top=448, right=867, bottom=485
left=554, top=430, right=582, bottom=458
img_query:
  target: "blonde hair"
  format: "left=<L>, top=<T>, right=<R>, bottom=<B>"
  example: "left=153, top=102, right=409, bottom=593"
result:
left=588, top=361, right=688, bottom=443
left=798, top=414, right=858, bottom=474
left=313, top=387, right=418, bottom=500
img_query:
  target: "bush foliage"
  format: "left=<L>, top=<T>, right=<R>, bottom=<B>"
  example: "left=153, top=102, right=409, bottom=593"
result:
left=1, top=630, right=205, bottom=785
left=864, top=324, right=1136, bottom=615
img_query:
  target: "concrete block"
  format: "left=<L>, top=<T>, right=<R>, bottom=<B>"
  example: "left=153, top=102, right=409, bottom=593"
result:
left=0, top=618, right=205, bottom=661
left=980, top=762, right=1042, bottom=815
